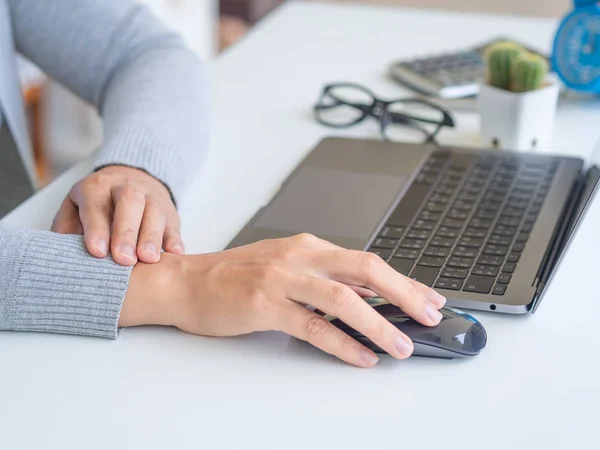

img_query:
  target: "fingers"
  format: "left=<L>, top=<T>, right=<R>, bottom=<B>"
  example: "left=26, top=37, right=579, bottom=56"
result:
left=349, top=286, right=378, bottom=298
left=289, top=276, right=414, bottom=359
left=137, top=204, right=166, bottom=263
left=73, top=193, right=112, bottom=258
left=277, top=301, right=379, bottom=368
left=51, top=198, right=83, bottom=235
left=163, top=215, right=185, bottom=255
left=309, top=249, right=446, bottom=327
left=110, top=184, right=146, bottom=266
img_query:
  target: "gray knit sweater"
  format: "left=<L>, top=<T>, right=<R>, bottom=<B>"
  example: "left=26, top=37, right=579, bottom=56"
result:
left=0, top=0, right=209, bottom=338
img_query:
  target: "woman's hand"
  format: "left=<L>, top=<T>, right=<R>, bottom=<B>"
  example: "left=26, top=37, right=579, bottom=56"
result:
left=52, top=166, right=184, bottom=266
left=120, top=234, right=446, bottom=368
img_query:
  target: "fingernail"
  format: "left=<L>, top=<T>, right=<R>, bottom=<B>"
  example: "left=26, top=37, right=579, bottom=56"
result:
left=171, top=243, right=184, bottom=254
left=119, top=244, right=137, bottom=262
left=429, top=290, right=447, bottom=308
left=359, top=349, right=379, bottom=367
left=395, top=336, right=414, bottom=357
left=95, top=240, right=108, bottom=256
left=426, top=303, right=443, bottom=324
left=144, top=243, right=158, bottom=256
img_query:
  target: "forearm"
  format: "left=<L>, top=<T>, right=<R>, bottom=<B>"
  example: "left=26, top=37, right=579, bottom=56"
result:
left=9, top=0, right=210, bottom=204
left=93, top=34, right=210, bottom=204
left=0, top=226, right=131, bottom=338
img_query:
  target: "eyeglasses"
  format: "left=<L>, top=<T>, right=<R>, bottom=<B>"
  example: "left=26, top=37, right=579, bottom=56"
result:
left=313, top=83, right=455, bottom=144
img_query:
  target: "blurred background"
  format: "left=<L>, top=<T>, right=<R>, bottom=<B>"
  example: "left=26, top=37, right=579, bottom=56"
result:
left=19, top=0, right=571, bottom=186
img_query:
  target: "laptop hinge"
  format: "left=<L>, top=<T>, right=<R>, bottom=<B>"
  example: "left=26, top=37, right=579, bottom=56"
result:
left=530, top=172, right=586, bottom=311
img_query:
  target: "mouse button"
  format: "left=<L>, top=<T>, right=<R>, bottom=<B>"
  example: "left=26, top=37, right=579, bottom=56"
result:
left=461, top=322, right=487, bottom=353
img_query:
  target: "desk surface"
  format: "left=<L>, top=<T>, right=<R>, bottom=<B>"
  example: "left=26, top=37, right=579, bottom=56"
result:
left=2, top=3, right=600, bottom=450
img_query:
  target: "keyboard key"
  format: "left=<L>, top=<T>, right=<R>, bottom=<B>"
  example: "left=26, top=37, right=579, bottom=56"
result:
left=474, top=210, right=497, bottom=220
left=441, top=218, right=465, bottom=229
left=483, top=193, right=505, bottom=203
left=418, top=211, right=441, bottom=222
left=367, top=248, right=392, bottom=260
left=502, top=208, right=525, bottom=218
left=515, top=232, right=530, bottom=242
left=423, top=246, right=450, bottom=258
left=408, top=266, right=440, bottom=287
left=453, top=246, right=478, bottom=258
left=482, top=244, right=509, bottom=256
left=452, top=202, right=472, bottom=211
left=472, top=264, right=500, bottom=277
left=479, top=201, right=501, bottom=211
left=440, top=267, right=469, bottom=279
left=406, top=229, right=432, bottom=240
left=425, top=202, right=446, bottom=213
left=507, top=199, right=529, bottom=209
left=463, top=275, right=495, bottom=294
left=372, top=238, right=398, bottom=249
left=379, top=226, right=405, bottom=239
left=492, top=284, right=507, bottom=296
left=389, top=258, right=415, bottom=276
left=446, top=257, right=474, bottom=268
left=458, top=237, right=484, bottom=248
left=463, top=228, right=487, bottom=239
left=435, top=187, right=455, bottom=196
left=395, top=248, right=420, bottom=259
left=457, top=193, right=478, bottom=202
left=399, top=239, right=426, bottom=250
left=497, top=217, right=521, bottom=227
left=469, top=219, right=492, bottom=229
left=412, top=220, right=435, bottom=231
left=430, top=194, right=451, bottom=203
left=387, top=183, right=433, bottom=227
left=487, top=235, right=512, bottom=246
left=415, top=174, right=438, bottom=185
left=418, top=256, right=446, bottom=268
left=492, top=226, right=517, bottom=237
left=502, top=263, right=517, bottom=273
left=477, top=254, right=504, bottom=266
left=507, top=252, right=521, bottom=263
left=430, top=236, right=456, bottom=247
left=434, top=278, right=464, bottom=290
left=446, top=209, right=469, bottom=220
left=497, top=273, right=512, bottom=284
left=436, top=227, right=459, bottom=238
left=512, top=242, right=525, bottom=252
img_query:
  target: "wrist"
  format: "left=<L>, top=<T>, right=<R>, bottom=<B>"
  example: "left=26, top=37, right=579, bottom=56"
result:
left=119, top=253, right=188, bottom=328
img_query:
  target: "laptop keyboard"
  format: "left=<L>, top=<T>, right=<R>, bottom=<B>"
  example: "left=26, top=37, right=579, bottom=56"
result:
left=367, top=151, right=558, bottom=295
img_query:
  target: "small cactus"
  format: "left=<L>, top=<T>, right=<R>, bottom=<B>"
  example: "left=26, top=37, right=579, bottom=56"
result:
left=511, top=53, right=549, bottom=92
left=485, top=42, right=524, bottom=91
left=485, top=42, right=548, bottom=93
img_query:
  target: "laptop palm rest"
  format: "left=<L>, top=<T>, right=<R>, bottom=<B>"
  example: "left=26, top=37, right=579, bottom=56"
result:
left=227, top=138, right=433, bottom=250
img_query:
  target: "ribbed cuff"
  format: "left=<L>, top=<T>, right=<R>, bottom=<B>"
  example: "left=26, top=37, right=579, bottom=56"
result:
left=93, top=126, right=185, bottom=205
left=4, top=229, right=132, bottom=339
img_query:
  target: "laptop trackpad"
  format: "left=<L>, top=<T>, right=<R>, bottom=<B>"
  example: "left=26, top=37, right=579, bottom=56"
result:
left=255, top=166, right=406, bottom=242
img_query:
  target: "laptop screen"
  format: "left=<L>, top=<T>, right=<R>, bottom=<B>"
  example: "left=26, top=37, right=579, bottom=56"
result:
left=532, top=139, right=600, bottom=312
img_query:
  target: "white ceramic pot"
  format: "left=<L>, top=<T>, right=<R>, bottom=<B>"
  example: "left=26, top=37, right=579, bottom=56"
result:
left=478, top=83, right=560, bottom=151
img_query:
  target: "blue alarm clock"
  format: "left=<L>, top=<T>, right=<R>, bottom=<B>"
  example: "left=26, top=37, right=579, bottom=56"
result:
left=552, top=0, right=600, bottom=92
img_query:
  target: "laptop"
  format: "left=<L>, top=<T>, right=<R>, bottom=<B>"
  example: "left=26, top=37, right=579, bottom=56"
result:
left=227, top=137, right=600, bottom=314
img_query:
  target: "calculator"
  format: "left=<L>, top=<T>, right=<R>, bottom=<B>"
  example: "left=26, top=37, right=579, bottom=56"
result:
left=388, top=37, right=548, bottom=99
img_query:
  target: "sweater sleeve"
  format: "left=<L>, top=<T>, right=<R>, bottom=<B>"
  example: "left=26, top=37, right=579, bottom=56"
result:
left=0, top=226, right=132, bottom=338
left=7, top=0, right=210, bottom=204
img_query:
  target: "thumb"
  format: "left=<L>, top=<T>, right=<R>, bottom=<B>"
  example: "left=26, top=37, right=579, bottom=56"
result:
left=51, top=198, right=83, bottom=235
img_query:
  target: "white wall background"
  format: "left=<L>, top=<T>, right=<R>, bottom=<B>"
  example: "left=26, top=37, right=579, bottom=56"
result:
left=43, top=0, right=218, bottom=174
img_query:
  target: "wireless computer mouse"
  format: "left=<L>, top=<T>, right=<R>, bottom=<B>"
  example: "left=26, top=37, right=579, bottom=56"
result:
left=326, top=298, right=487, bottom=359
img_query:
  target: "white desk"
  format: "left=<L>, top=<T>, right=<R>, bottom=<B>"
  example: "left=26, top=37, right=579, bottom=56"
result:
left=2, top=3, right=599, bottom=449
